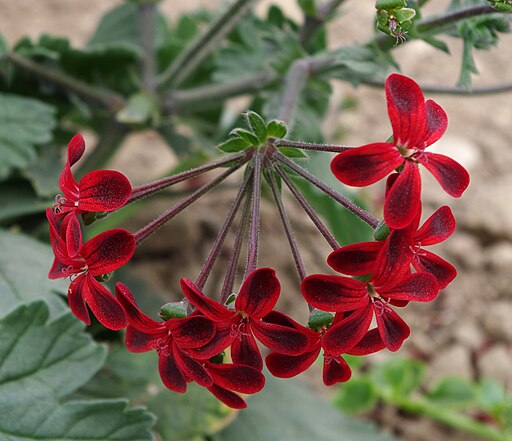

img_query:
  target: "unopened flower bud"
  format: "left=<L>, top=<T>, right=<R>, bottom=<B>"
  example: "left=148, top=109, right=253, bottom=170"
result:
left=374, top=220, right=390, bottom=241
left=209, top=352, right=226, bottom=364
left=159, top=302, right=187, bottom=320
left=308, top=309, right=334, bottom=330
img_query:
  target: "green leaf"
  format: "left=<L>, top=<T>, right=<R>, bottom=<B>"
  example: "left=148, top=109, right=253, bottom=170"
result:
left=217, top=136, right=250, bottom=153
left=0, top=32, right=7, bottom=56
left=371, top=358, right=426, bottom=399
left=426, top=377, right=476, bottom=408
left=333, top=378, right=379, bottom=414
left=423, top=37, right=450, bottom=53
left=0, top=229, right=67, bottom=317
left=298, top=0, right=317, bottom=16
left=245, top=111, right=267, bottom=143
left=117, top=92, right=157, bottom=124
left=230, top=128, right=260, bottom=146
left=278, top=146, right=308, bottom=158
left=0, top=302, right=155, bottom=441
left=0, top=181, right=52, bottom=223
left=477, top=379, right=506, bottom=411
left=22, top=143, right=61, bottom=197
left=266, top=119, right=287, bottom=139
left=213, top=376, right=399, bottom=441
left=0, top=93, right=57, bottom=179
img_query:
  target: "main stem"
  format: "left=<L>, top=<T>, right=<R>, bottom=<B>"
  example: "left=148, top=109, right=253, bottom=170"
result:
left=275, top=152, right=380, bottom=229
left=244, top=153, right=262, bottom=279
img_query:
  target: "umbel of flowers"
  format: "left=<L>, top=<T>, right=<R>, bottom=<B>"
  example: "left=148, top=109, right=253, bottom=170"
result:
left=47, top=74, right=469, bottom=409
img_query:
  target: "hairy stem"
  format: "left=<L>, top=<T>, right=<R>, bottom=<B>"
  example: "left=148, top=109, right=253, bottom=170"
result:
left=244, top=153, right=262, bottom=279
left=300, top=0, right=348, bottom=46
left=415, top=4, right=498, bottom=33
left=274, top=139, right=353, bottom=153
left=278, top=59, right=309, bottom=128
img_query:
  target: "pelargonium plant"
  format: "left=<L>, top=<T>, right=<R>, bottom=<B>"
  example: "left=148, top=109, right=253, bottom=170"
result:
left=47, top=73, right=469, bottom=409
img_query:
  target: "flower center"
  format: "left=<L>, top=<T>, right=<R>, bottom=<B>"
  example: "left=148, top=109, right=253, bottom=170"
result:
left=230, top=321, right=250, bottom=340
left=53, top=194, right=79, bottom=214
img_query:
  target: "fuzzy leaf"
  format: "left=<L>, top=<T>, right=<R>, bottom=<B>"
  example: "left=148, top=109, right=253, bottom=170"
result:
left=278, top=147, right=308, bottom=158
left=217, top=136, right=250, bottom=153
left=0, top=182, right=52, bottom=223
left=230, top=128, right=260, bottom=146
left=333, top=378, right=378, bottom=414
left=426, top=377, right=476, bottom=409
left=266, top=119, right=288, bottom=139
left=245, top=111, right=267, bottom=144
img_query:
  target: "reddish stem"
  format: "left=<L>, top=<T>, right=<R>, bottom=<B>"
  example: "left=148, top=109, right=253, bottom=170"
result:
left=244, top=153, right=263, bottom=279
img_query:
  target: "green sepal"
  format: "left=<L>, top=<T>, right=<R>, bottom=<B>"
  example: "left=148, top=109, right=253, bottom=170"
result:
left=217, top=136, right=250, bottom=153
left=278, top=147, right=308, bottom=159
left=373, top=221, right=390, bottom=241
left=377, top=9, right=390, bottom=27
left=94, top=273, right=112, bottom=283
left=209, top=351, right=226, bottom=364
left=159, top=302, right=188, bottom=320
left=225, top=293, right=236, bottom=305
left=308, top=309, right=334, bottom=330
left=245, top=111, right=267, bottom=144
left=266, top=119, right=288, bottom=139
left=353, top=274, right=372, bottom=283
left=82, top=211, right=108, bottom=226
left=375, top=0, right=406, bottom=10
left=487, top=0, right=512, bottom=12
left=229, top=128, right=260, bottom=147
left=394, top=8, right=416, bottom=24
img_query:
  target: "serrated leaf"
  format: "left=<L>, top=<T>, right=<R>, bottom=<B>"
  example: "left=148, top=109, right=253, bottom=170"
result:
left=0, top=229, right=67, bottom=317
left=426, top=377, right=476, bottom=408
left=0, top=181, right=52, bottom=223
left=217, top=136, right=250, bottom=153
left=278, top=147, right=308, bottom=158
left=266, top=119, right=287, bottom=139
left=245, top=111, right=267, bottom=143
left=0, top=302, right=155, bottom=441
left=0, top=93, right=56, bottom=179
left=333, top=378, right=378, bottom=414
left=230, top=128, right=260, bottom=146
left=212, top=376, right=399, bottom=441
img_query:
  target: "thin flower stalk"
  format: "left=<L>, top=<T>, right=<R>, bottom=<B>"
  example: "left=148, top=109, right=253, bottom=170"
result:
left=244, top=152, right=263, bottom=279
left=273, top=139, right=353, bottom=153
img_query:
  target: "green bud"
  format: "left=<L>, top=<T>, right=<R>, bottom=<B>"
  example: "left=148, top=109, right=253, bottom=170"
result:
left=308, top=309, right=334, bottom=330
left=266, top=119, right=288, bottom=139
left=375, top=0, right=406, bottom=10
left=94, top=273, right=112, bottom=283
left=487, top=0, right=512, bottom=12
left=394, top=7, right=416, bottom=24
left=225, top=293, right=237, bottom=305
left=209, top=352, right=226, bottom=364
left=374, top=220, right=390, bottom=241
left=159, top=302, right=187, bottom=320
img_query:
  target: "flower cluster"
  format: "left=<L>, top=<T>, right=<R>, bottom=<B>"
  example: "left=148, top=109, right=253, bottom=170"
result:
left=47, top=74, right=468, bottom=409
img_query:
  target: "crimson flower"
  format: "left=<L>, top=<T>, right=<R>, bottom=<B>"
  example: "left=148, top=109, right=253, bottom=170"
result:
left=54, top=134, right=132, bottom=216
left=116, top=282, right=265, bottom=409
left=328, top=206, right=457, bottom=289
left=302, top=245, right=440, bottom=351
left=265, top=311, right=385, bottom=386
left=331, top=74, right=469, bottom=229
left=47, top=208, right=135, bottom=330
left=180, top=268, right=312, bottom=370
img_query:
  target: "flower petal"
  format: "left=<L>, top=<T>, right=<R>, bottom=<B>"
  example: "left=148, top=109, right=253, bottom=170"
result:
left=207, top=363, right=265, bottom=394
left=251, top=318, right=311, bottom=355
left=235, top=267, right=281, bottom=319
left=375, top=306, right=410, bottom=351
left=266, top=346, right=321, bottom=378
left=67, top=134, right=86, bottom=167
left=331, top=143, right=402, bottom=187
left=78, top=170, right=132, bottom=213
left=208, top=384, right=247, bottom=409
left=125, top=326, right=162, bottom=352
left=158, top=352, right=187, bottom=393
left=180, top=279, right=235, bottom=322
left=414, top=250, right=457, bottom=289
left=327, top=242, right=383, bottom=276
left=173, top=346, right=213, bottom=388
left=83, top=276, right=127, bottom=330
left=323, top=354, right=352, bottom=386
left=415, top=205, right=455, bottom=246
left=231, top=327, right=262, bottom=370
left=419, top=152, right=469, bottom=197
left=424, top=99, right=448, bottom=147
left=188, top=323, right=235, bottom=359
left=384, top=160, right=421, bottom=230
left=302, top=274, right=368, bottom=312
left=379, top=272, right=439, bottom=302
left=59, top=164, right=79, bottom=203
left=386, top=73, right=427, bottom=149
left=346, top=328, right=386, bottom=355
left=68, top=275, right=90, bottom=325
left=64, top=213, right=82, bottom=258
left=167, top=316, right=215, bottom=349
left=81, top=229, right=135, bottom=275
left=372, top=230, right=414, bottom=287
left=321, top=304, right=373, bottom=354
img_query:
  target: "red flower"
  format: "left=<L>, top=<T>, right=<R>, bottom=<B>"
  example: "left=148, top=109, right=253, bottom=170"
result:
left=265, top=311, right=385, bottom=386
left=329, top=206, right=457, bottom=289
left=54, top=134, right=132, bottom=216
left=116, top=282, right=265, bottom=409
left=302, top=244, right=440, bottom=351
left=180, top=268, right=312, bottom=370
left=47, top=208, right=135, bottom=329
left=331, top=74, right=469, bottom=229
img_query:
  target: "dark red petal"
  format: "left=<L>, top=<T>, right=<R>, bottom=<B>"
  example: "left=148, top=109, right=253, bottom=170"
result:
left=59, top=163, right=79, bottom=203
left=323, top=355, right=352, bottom=386
left=65, top=213, right=82, bottom=258
left=327, top=242, right=383, bottom=276
left=125, top=326, right=162, bottom=352
left=158, top=352, right=187, bottom=393
left=81, top=229, right=135, bottom=275
left=168, top=316, right=215, bottom=349
left=188, top=323, right=235, bottom=359
left=235, top=267, right=280, bottom=319
left=180, top=279, right=235, bottom=322
left=415, top=205, right=455, bottom=245
left=67, top=134, right=86, bottom=167
left=386, top=73, right=427, bottom=149
left=115, top=282, right=164, bottom=333
left=77, top=170, right=132, bottom=213
left=46, top=207, right=66, bottom=251
left=68, top=275, right=90, bottom=325
left=414, top=251, right=457, bottom=289
left=207, top=363, right=265, bottom=394
left=173, top=346, right=213, bottom=388
left=208, top=384, right=247, bottom=409
left=49, top=258, right=68, bottom=280
left=424, top=100, right=448, bottom=147
left=346, top=328, right=386, bottom=355
left=384, top=160, right=421, bottom=230
left=83, top=276, right=127, bottom=330
left=331, top=143, right=402, bottom=186
left=419, top=152, right=470, bottom=197
left=302, top=274, right=367, bottom=312
left=379, top=272, right=439, bottom=302
left=321, top=304, right=373, bottom=354
left=251, top=318, right=311, bottom=355
left=375, top=306, right=410, bottom=352
left=266, top=346, right=321, bottom=378
left=262, top=311, right=319, bottom=343
left=231, top=328, right=263, bottom=370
